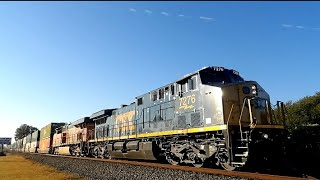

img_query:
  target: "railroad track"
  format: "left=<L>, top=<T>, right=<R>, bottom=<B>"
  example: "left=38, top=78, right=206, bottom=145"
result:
left=27, top=153, right=316, bottom=180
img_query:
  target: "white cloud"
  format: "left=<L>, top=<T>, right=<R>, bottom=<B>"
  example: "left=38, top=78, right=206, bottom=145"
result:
left=145, top=10, right=152, bottom=14
left=199, top=16, right=214, bottom=20
left=129, top=8, right=137, bottom=12
left=161, top=12, right=169, bottom=16
left=178, top=14, right=185, bottom=17
left=281, top=24, right=320, bottom=31
left=281, top=24, right=293, bottom=28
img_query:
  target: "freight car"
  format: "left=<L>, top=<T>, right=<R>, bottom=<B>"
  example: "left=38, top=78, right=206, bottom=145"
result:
left=22, top=136, right=27, bottom=152
left=38, top=123, right=66, bottom=153
left=11, top=66, right=287, bottom=171
left=30, top=130, right=40, bottom=153
left=25, top=133, right=32, bottom=152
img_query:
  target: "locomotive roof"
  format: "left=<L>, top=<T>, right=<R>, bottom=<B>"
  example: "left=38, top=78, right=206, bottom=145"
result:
left=70, top=117, right=91, bottom=126
left=135, top=66, right=236, bottom=99
left=177, top=66, right=209, bottom=82
left=90, top=109, right=116, bottom=120
left=176, top=66, right=239, bottom=82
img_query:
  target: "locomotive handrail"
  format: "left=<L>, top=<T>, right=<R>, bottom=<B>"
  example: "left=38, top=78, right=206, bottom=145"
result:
left=227, top=104, right=234, bottom=126
left=238, top=98, right=247, bottom=140
left=266, top=100, right=272, bottom=124
left=247, top=98, right=256, bottom=129
left=226, top=103, right=234, bottom=151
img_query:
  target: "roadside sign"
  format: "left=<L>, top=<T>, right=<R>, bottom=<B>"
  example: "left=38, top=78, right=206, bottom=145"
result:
left=0, top=137, right=12, bottom=145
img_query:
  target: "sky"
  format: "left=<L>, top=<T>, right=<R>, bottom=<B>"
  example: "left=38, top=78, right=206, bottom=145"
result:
left=0, top=2, right=319, bottom=139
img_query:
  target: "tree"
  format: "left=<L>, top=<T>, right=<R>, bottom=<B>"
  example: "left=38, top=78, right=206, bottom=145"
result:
left=14, top=124, right=38, bottom=141
left=281, top=92, right=320, bottom=178
left=284, top=92, right=320, bottom=130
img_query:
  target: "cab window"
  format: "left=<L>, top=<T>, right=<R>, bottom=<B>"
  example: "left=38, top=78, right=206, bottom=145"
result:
left=181, top=83, right=187, bottom=92
left=188, top=76, right=197, bottom=90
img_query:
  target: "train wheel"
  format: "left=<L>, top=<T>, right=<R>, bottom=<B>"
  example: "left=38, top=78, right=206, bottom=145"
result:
left=192, top=162, right=204, bottom=168
left=99, top=147, right=105, bottom=159
left=93, top=147, right=100, bottom=158
left=192, top=157, right=204, bottom=168
left=102, top=146, right=110, bottom=159
left=221, top=162, right=236, bottom=171
left=166, top=152, right=179, bottom=165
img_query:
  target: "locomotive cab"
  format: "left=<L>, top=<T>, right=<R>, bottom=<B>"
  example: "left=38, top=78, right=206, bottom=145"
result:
left=198, top=66, right=287, bottom=170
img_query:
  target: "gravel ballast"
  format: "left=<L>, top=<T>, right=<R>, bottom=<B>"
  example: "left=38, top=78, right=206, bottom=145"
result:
left=22, top=154, right=250, bottom=180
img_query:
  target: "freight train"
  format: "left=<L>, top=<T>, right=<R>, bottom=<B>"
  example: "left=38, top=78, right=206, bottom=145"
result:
left=10, top=66, right=287, bottom=171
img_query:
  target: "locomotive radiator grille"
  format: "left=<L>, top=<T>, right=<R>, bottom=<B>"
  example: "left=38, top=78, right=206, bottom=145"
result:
left=191, top=112, right=201, bottom=127
left=178, top=115, right=187, bottom=129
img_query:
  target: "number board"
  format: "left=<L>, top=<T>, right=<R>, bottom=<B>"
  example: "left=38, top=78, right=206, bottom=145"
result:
left=0, top=137, right=12, bottom=145
left=179, top=94, right=196, bottom=110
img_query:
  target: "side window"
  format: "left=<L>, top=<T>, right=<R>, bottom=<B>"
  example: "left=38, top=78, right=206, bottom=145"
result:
left=176, top=81, right=187, bottom=94
left=176, top=84, right=180, bottom=94
left=171, top=84, right=175, bottom=95
left=151, top=91, right=157, bottom=101
left=164, top=87, right=169, bottom=94
left=159, top=89, right=164, bottom=99
left=188, top=76, right=197, bottom=90
left=137, top=98, right=143, bottom=105
left=181, top=82, right=187, bottom=92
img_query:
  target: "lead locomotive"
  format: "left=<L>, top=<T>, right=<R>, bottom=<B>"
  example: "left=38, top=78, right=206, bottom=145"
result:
left=13, top=66, right=288, bottom=171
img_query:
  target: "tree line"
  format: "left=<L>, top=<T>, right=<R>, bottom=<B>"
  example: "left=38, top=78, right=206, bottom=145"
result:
left=14, top=124, right=38, bottom=141
left=284, top=92, right=320, bottom=130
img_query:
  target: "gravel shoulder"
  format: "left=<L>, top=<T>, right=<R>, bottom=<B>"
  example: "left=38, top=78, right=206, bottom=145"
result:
left=22, top=153, right=250, bottom=180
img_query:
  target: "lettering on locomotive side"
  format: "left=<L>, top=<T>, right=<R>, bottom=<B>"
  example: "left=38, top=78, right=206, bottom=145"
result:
left=179, top=94, right=196, bottom=110
left=116, top=111, right=135, bottom=122
left=114, top=111, right=136, bottom=132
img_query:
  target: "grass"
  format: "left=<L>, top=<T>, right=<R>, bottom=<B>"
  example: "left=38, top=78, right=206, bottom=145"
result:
left=0, top=154, right=84, bottom=180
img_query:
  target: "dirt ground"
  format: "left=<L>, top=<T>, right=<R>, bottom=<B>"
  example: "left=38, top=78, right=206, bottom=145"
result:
left=0, top=154, right=83, bottom=180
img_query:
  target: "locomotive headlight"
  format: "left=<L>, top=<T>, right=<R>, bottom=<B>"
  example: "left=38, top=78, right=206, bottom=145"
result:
left=252, top=89, right=257, bottom=95
left=252, top=85, right=257, bottom=90
left=252, top=84, right=257, bottom=95
left=263, top=133, right=269, bottom=139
